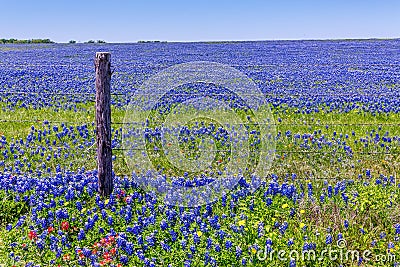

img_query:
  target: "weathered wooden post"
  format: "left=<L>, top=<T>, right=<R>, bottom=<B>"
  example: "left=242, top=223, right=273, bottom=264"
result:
left=95, top=52, right=113, bottom=197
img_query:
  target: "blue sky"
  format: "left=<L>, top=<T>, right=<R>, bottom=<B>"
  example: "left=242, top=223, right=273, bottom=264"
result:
left=0, top=0, right=399, bottom=42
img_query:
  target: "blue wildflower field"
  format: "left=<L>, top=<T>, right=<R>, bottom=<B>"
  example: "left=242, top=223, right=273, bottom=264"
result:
left=1, top=40, right=400, bottom=266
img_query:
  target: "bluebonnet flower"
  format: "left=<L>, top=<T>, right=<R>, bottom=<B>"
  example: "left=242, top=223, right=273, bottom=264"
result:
left=78, top=229, right=86, bottom=241
left=204, top=250, right=210, bottom=265
left=181, top=239, right=187, bottom=249
left=107, top=215, right=113, bottom=225
left=279, top=221, right=288, bottom=235
left=395, top=224, right=400, bottom=234
left=36, top=239, right=45, bottom=250
left=162, top=241, right=171, bottom=252
left=327, top=185, right=333, bottom=198
left=169, top=230, right=178, bottom=242
left=125, top=242, right=134, bottom=256
left=193, top=232, right=201, bottom=244
left=344, top=220, right=349, bottom=229
left=119, top=255, right=128, bottom=265
left=326, top=234, right=332, bottom=244
left=225, top=240, right=233, bottom=250
left=380, top=232, right=386, bottom=239
left=76, top=201, right=82, bottom=211
left=307, top=183, right=313, bottom=197
left=236, top=245, right=242, bottom=259
left=160, top=219, right=169, bottom=230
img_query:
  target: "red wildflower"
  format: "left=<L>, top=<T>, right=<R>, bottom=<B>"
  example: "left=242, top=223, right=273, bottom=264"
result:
left=77, top=249, right=85, bottom=259
left=28, top=230, right=37, bottom=240
left=61, top=221, right=69, bottom=231
left=117, top=190, right=126, bottom=199
left=103, top=251, right=111, bottom=259
left=62, top=254, right=71, bottom=261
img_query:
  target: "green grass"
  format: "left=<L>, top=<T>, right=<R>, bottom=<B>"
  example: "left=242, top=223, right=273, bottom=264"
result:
left=1, top=103, right=400, bottom=266
left=2, top=103, right=399, bottom=179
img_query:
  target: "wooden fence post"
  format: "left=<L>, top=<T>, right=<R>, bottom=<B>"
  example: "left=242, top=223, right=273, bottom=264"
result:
left=95, top=52, right=113, bottom=197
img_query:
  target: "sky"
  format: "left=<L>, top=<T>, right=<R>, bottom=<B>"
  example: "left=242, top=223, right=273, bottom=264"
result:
left=0, top=0, right=399, bottom=43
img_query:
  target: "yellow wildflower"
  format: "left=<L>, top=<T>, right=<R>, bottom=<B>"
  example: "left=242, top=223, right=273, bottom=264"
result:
left=238, top=219, right=246, bottom=226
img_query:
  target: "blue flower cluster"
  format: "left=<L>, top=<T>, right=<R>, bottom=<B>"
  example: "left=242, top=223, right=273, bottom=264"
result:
left=1, top=40, right=399, bottom=112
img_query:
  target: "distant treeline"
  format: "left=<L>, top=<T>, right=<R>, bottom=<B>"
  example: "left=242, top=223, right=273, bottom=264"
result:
left=83, top=40, right=106, bottom=44
left=137, top=40, right=167, bottom=43
left=0, top=38, right=55, bottom=44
